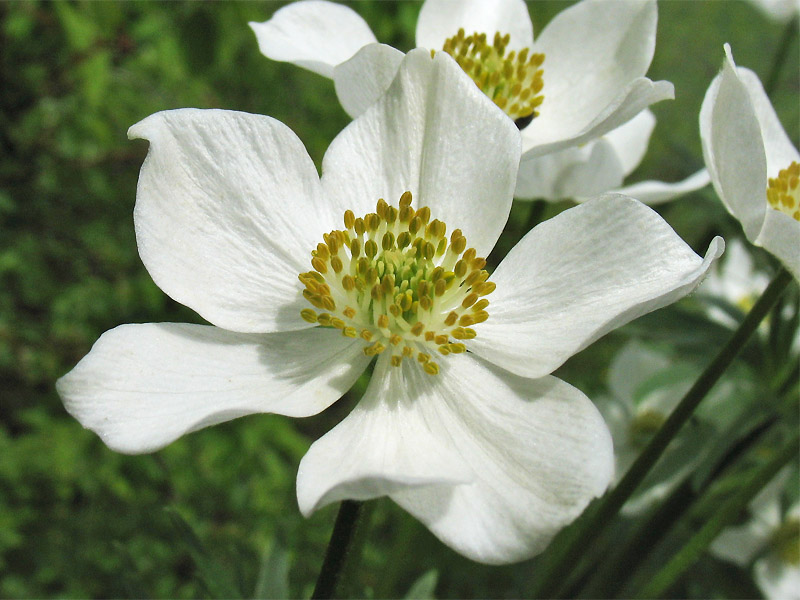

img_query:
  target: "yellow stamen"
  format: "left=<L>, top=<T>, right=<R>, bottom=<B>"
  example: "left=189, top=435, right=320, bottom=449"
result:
left=767, top=161, right=800, bottom=221
left=298, top=192, right=497, bottom=375
left=439, top=28, right=545, bottom=127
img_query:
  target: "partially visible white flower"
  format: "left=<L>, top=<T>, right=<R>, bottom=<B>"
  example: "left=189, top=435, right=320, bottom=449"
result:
left=700, top=44, right=800, bottom=280
left=596, top=340, right=725, bottom=514
left=701, top=238, right=772, bottom=328
left=712, top=470, right=800, bottom=600
left=251, top=0, right=674, bottom=185
left=745, top=0, right=800, bottom=22
left=514, top=108, right=710, bottom=203
left=57, top=50, right=722, bottom=565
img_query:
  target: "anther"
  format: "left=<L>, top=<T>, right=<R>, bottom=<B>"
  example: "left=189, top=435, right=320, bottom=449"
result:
left=299, top=190, right=497, bottom=375
left=440, top=30, right=545, bottom=125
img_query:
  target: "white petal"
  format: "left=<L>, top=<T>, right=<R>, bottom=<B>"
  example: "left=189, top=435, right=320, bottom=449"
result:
left=736, top=67, right=800, bottom=174
left=603, top=109, right=656, bottom=176
left=516, top=110, right=660, bottom=201
left=299, top=352, right=613, bottom=565
left=321, top=49, right=520, bottom=257
left=333, top=43, right=405, bottom=119
left=700, top=46, right=768, bottom=242
left=755, top=557, right=800, bottom=600
left=520, top=77, right=674, bottom=158
left=746, top=0, right=800, bottom=21
left=296, top=352, right=473, bottom=515
left=469, top=195, right=724, bottom=379
left=701, top=238, right=768, bottom=309
left=129, top=109, right=326, bottom=333
left=415, top=0, right=533, bottom=51
left=593, top=394, right=633, bottom=455
left=610, top=168, right=711, bottom=206
left=514, top=138, right=625, bottom=200
left=57, top=323, right=371, bottom=454
left=249, top=1, right=377, bottom=78
left=394, top=354, right=613, bottom=564
left=756, top=208, right=800, bottom=280
left=711, top=522, right=770, bottom=565
left=526, top=0, right=660, bottom=150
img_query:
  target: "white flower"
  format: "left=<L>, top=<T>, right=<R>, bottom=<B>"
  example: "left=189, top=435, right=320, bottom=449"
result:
left=595, top=340, right=733, bottom=515
left=745, top=0, right=800, bottom=22
left=701, top=238, right=772, bottom=328
left=711, top=470, right=800, bottom=600
left=250, top=0, right=675, bottom=188
left=514, top=109, right=711, bottom=202
left=700, top=44, right=800, bottom=281
left=57, top=50, right=721, bottom=565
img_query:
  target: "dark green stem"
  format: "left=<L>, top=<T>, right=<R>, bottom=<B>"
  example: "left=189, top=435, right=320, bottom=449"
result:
left=531, top=267, right=793, bottom=599
left=576, top=411, right=777, bottom=598
left=312, top=500, right=365, bottom=599
left=635, top=433, right=800, bottom=598
left=524, top=199, right=547, bottom=233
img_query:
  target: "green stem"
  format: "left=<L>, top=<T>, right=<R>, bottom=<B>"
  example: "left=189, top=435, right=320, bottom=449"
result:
left=576, top=410, right=778, bottom=599
left=312, top=500, right=365, bottom=599
left=524, top=199, right=547, bottom=233
left=764, top=16, right=798, bottom=97
left=531, top=267, right=793, bottom=599
left=635, top=433, right=800, bottom=598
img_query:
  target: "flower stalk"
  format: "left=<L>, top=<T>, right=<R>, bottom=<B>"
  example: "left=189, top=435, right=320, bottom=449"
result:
left=312, top=500, right=365, bottom=599
left=635, top=432, right=800, bottom=598
left=576, top=408, right=780, bottom=598
left=531, top=267, right=794, bottom=598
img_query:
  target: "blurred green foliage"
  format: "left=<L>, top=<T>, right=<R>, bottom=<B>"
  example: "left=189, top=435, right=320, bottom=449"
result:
left=0, top=1, right=797, bottom=598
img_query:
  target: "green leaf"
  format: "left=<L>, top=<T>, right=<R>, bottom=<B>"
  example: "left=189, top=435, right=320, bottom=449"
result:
left=252, top=541, right=290, bottom=600
left=404, top=569, right=439, bottom=599
left=164, top=507, right=243, bottom=599
left=112, top=541, right=152, bottom=599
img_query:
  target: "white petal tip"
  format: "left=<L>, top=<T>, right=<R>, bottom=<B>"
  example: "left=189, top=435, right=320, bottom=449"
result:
left=655, top=79, right=676, bottom=101
left=723, top=43, right=734, bottom=62
left=708, top=235, right=726, bottom=261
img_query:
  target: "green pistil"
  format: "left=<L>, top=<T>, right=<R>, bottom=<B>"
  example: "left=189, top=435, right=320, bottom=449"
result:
left=629, top=409, right=667, bottom=447
left=770, top=518, right=800, bottom=565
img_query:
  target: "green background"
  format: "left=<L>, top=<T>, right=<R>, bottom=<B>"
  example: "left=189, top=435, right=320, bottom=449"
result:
left=0, top=1, right=797, bottom=597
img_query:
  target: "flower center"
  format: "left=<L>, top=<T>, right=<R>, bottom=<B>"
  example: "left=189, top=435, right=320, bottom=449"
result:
left=439, top=29, right=545, bottom=129
left=298, top=191, right=493, bottom=375
left=769, top=517, right=800, bottom=565
left=766, top=161, right=800, bottom=221
left=629, top=408, right=665, bottom=447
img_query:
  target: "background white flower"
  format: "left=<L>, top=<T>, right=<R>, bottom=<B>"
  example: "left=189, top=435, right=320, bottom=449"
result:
left=701, top=238, right=772, bottom=329
left=251, top=0, right=674, bottom=181
left=745, top=0, right=800, bottom=22
left=514, top=108, right=710, bottom=202
left=711, top=469, right=800, bottom=600
left=700, top=44, right=800, bottom=280
left=57, top=49, right=722, bottom=565
left=595, top=340, right=737, bottom=515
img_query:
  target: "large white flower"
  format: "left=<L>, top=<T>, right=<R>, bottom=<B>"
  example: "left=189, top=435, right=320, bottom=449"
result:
left=57, top=50, right=721, bottom=565
left=700, top=44, right=800, bottom=281
left=514, top=108, right=710, bottom=202
left=250, top=0, right=675, bottom=184
left=711, top=471, right=800, bottom=600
